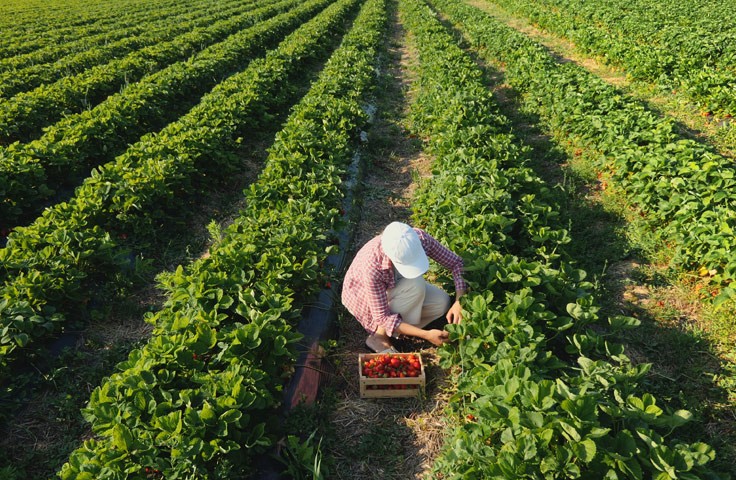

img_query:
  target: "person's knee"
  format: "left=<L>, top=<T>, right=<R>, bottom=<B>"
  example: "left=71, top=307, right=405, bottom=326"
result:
left=421, top=286, right=451, bottom=322
left=442, top=291, right=452, bottom=313
left=438, top=291, right=451, bottom=317
left=388, top=277, right=426, bottom=309
left=400, top=276, right=426, bottom=296
left=388, top=277, right=426, bottom=325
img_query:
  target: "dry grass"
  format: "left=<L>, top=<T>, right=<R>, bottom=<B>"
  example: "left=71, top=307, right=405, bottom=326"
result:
left=326, top=321, right=454, bottom=479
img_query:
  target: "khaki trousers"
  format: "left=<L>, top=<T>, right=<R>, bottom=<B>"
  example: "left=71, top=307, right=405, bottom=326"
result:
left=387, top=276, right=451, bottom=331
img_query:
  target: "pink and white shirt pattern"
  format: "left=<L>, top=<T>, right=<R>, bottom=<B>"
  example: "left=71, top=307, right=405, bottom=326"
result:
left=341, top=228, right=467, bottom=337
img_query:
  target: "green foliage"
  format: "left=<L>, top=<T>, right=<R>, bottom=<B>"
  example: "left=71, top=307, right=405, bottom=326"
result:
left=400, top=0, right=726, bottom=477
left=278, top=430, right=326, bottom=480
left=0, top=0, right=299, bottom=143
left=0, top=0, right=320, bottom=224
left=0, top=0, right=358, bottom=388
left=430, top=0, right=736, bottom=296
left=486, top=0, right=736, bottom=116
left=56, top=0, right=388, bottom=476
left=0, top=0, right=256, bottom=67
left=0, top=465, right=21, bottom=480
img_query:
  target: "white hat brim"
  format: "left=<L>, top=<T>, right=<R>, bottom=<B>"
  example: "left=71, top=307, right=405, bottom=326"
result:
left=393, top=251, right=429, bottom=279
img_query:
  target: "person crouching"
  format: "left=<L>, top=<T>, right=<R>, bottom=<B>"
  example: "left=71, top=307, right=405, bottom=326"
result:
left=341, top=221, right=467, bottom=353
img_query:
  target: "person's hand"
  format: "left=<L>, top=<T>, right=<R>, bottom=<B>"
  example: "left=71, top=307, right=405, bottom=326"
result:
left=425, top=329, right=449, bottom=346
left=446, top=299, right=463, bottom=324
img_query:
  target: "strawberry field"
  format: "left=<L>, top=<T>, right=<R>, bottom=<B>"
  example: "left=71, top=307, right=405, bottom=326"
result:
left=0, top=0, right=734, bottom=478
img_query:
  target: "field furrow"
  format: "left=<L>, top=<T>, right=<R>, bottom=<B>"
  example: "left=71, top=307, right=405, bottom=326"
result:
left=0, top=0, right=325, bottom=228
left=0, top=0, right=298, bottom=144
left=57, top=0, right=386, bottom=476
left=0, top=0, right=361, bottom=400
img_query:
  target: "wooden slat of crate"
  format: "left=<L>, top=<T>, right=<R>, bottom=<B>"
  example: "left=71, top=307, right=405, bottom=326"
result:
left=358, top=353, right=425, bottom=399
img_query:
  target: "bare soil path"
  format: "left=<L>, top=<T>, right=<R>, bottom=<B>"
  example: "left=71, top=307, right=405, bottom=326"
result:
left=323, top=2, right=454, bottom=478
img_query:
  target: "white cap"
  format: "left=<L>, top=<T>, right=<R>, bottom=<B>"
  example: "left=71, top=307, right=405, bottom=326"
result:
left=380, top=222, right=429, bottom=279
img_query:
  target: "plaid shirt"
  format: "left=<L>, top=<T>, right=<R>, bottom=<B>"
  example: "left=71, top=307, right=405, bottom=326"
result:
left=341, top=228, right=467, bottom=337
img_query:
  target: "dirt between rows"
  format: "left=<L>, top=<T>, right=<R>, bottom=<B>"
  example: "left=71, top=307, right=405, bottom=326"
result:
left=322, top=7, right=454, bottom=479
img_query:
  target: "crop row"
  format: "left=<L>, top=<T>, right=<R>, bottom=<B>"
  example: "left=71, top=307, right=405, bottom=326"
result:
left=484, top=0, right=736, bottom=115
left=431, top=0, right=736, bottom=303
left=0, top=0, right=356, bottom=395
left=401, top=0, right=725, bottom=478
left=0, top=0, right=317, bottom=228
left=0, top=0, right=192, bottom=57
left=0, top=0, right=255, bottom=98
left=58, top=0, right=386, bottom=476
left=0, top=0, right=298, bottom=144
left=0, top=0, right=241, bottom=75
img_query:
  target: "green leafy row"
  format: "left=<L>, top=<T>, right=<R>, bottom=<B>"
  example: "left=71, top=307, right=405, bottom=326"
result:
left=0, top=2, right=241, bottom=99
left=431, top=0, right=736, bottom=303
left=0, top=0, right=291, bottom=143
left=400, top=0, right=726, bottom=477
left=0, top=0, right=358, bottom=392
left=0, top=0, right=243, bottom=75
left=58, top=0, right=386, bottom=476
left=483, top=0, right=736, bottom=116
left=0, top=0, right=323, bottom=228
left=0, top=0, right=194, bottom=57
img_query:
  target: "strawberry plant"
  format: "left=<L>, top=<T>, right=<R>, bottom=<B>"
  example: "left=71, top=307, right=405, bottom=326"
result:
left=0, top=0, right=362, bottom=395
left=0, top=0, right=302, bottom=144
left=400, top=0, right=727, bottom=477
left=0, top=0, right=219, bottom=58
left=0, top=0, right=328, bottom=226
left=58, top=0, right=387, bottom=476
left=484, top=0, right=736, bottom=117
left=0, top=0, right=249, bottom=100
left=0, top=0, right=249, bottom=73
left=430, top=0, right=736, bottom=302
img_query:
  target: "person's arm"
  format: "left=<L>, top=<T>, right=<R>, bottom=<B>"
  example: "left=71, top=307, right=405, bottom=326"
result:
left=365, top=270, right=402, bottom=337
left=416, top=229, right=468, bottom=324
left=395, top=321, right=449, bottom=346
left=446, top=290, right=465, bottom=325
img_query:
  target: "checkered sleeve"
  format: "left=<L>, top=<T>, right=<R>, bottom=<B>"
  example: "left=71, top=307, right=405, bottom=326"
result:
left=365, top=269, right=402, bottom=337
left=417, top=229, right=467, bottom=295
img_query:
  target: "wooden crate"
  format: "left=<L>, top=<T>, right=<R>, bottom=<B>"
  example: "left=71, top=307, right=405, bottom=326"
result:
left=358, top=352, right=426, bottom=398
